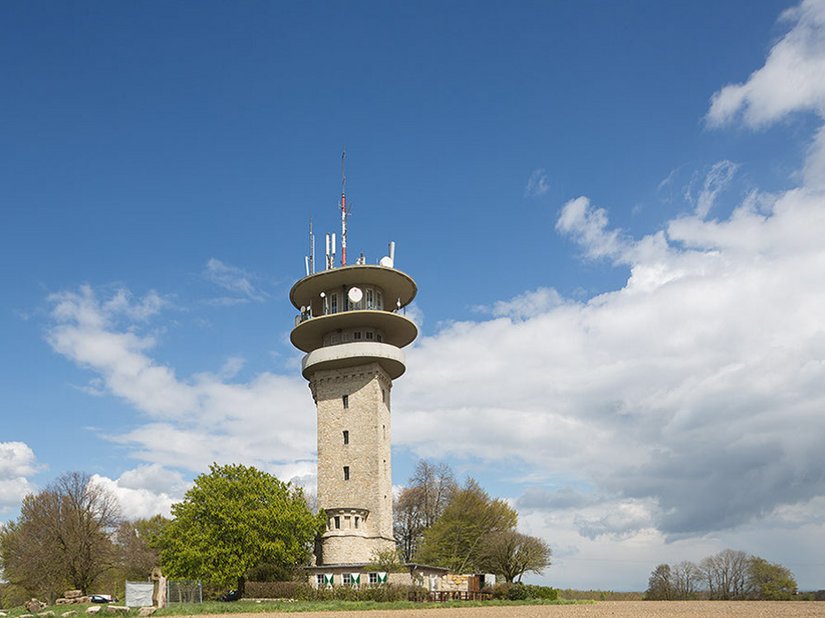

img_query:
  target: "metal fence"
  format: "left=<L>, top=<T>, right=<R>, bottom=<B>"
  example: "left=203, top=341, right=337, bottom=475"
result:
left=166, top=580, right=203, bottom=604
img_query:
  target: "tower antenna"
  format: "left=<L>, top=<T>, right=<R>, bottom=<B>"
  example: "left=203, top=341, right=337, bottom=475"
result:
left=309, top=216, right=315, bottom=275
left=340, top=149, right=348, bottom=267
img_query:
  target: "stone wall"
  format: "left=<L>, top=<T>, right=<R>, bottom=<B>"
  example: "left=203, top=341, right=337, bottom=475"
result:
left=311, top=362, right=395, bottom=564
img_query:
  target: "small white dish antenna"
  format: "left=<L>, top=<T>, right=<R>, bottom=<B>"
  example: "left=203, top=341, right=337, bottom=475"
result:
left=379, top=256, right=393, bottom=268
left=348, top=287, right=363, bottom=303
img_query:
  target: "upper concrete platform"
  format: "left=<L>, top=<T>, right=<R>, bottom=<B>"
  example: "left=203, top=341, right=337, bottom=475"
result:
left=291, top=310, right=417, bottom=353
left=290, top=264, right=417, bottom=310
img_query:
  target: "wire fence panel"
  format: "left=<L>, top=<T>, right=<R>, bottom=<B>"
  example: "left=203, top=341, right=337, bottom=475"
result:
left=166, top=580, right=203, bottom=604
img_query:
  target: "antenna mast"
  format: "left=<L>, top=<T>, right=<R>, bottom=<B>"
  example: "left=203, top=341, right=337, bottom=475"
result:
left=309, top=217, right=315, bottom=274
left=340, top=149, right=348, bottom=267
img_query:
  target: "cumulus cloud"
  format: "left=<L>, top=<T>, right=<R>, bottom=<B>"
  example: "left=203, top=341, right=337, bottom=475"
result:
left=707, top=0, right=825, bottom=128
left=706, top=0, right=825, bottom=193
left=525, top=169, right=550, bottom=197
left=477, top=287, right=565, bottom=321
left=556, top=196, right=628, bottom=260
left=398, top=5, right=825, bottom=544
left=45, top=286, right=316, bottom=479
left=91, top=465, right=188, bottom=520
left=0, top=442, right=39, bottom=513
left=400, top=177, right=825, bottom=539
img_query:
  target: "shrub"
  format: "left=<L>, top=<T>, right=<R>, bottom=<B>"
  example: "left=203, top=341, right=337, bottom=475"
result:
left=523, top=584, right=558, bottom=600
left=244, top=581, right=310, bottom=599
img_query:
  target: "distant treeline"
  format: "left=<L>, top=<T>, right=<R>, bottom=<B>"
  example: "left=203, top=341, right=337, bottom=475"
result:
left=646, top=549, right=800, bottom=601
left=557, top=589, right=644, bottom=601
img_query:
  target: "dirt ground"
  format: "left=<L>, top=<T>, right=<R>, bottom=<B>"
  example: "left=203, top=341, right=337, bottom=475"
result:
left=203, top=601, right=825, bottom=618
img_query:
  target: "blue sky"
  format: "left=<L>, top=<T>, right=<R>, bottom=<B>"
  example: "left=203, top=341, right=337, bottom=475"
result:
left=3, top=0, right=825, bottom=591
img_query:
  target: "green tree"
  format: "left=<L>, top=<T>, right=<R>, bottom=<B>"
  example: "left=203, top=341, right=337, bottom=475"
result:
left=159, top=463, right=324, bottom=594
left=478, top=530, right=551, bottom=583
left=747, top=556, right=797, bottom=600
left=415, top=478, right=517, bottom=573
left=0, top=472, right=120, bottom=598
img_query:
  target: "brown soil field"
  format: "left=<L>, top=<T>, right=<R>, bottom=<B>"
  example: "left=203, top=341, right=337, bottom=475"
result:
left=202, top=601, right=825, bottom=618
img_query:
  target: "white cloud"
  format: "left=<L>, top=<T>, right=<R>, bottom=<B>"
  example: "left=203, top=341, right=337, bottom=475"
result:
left=401, top=200, right=825, bottom=583
left=479, top=287, right=565, bottom=321
left=692, top=160, right=739, bottom=219
left=45, top=286, right=316, bottom=479
left=203, top=258, right=267, bottom=303
left=525, top=169, right=550, bottom=197
left=91, top=467, right=184, bottom=520
left=399, top=143, right=825, bottom=546
left=556, top=196, right=627, bottom=261
left=707, top=0, right=825, bottom=129
left=0, top=442, right=39, bottom=513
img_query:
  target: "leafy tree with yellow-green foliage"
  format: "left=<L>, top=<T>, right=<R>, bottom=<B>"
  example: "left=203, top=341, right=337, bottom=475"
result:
left=415, top=478, right=518, bottom=573
left=159, top=463, right=324, bottom=594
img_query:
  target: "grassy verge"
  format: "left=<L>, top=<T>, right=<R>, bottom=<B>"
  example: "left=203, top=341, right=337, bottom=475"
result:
left=1, top=599, right=586, bottom=617
left=156, top=599, right=584, bottom=614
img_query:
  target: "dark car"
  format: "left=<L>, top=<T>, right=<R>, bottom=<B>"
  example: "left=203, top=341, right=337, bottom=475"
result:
left=218, top=589, right=241, bottom=602
left=90, top=595, right=116, bottom=604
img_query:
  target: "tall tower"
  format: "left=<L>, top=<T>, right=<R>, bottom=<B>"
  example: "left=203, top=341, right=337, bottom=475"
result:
left=290, top=245, right=417, bottom=565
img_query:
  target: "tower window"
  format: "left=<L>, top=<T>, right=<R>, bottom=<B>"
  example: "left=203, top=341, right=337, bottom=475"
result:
left=343, top=430, right=349, bottom=445
left=376, top=333, right=383, bottom=342
left=342, top=395, right=349, bottom=409
left=354, top=516, right=359, bottom=529
left=382, top=389, right=386, bottom=403
left=334, top=516, right=341, bottom=529
left=330, top=293, right=338, bottom=314
left=354, top=331, right=362, bottom=340
left=366, top=331, right=374, bottom=340
left=343, top=466, right=350, bottom=480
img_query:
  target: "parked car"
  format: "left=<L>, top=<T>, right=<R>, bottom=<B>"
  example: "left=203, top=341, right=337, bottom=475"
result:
left=218, top=589, right=241, bottom=602
left=90, top=595, right=116, bottom=604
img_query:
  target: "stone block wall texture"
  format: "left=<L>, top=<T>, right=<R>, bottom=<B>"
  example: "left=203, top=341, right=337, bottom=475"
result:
left=311, top=362, right=394, bottom=564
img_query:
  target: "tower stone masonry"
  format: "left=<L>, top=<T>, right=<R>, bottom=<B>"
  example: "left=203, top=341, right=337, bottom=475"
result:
left=289, top=261, right=417, bottom=566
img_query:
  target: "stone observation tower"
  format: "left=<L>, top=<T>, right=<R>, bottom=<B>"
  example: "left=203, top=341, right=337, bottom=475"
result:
left=289, top=160, right=418, bottom=567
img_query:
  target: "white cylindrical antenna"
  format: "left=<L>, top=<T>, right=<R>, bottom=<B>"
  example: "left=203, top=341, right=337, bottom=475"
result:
left=341, top=149, right=348, bottom=267
left=325, top=233, right=331, bottom=270
left=332, top=232, right=337, bottom=257
left=308, top=217, right=315, bottom=275
left=304, top=255, right=310, bottom=277
left=388, top=241, right=396, bottom=263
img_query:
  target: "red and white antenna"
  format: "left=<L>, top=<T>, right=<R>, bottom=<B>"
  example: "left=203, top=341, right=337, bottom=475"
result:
left=340, top=149, right=348, bottom=267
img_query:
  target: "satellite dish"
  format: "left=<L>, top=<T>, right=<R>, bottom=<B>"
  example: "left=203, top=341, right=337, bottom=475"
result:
left=379, top=256, right=393, bottom=268
left=348, top=287, right=363, bottom=303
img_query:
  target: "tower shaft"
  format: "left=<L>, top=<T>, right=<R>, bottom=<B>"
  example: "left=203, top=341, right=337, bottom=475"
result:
left=290, top=263, right=417, bottom=567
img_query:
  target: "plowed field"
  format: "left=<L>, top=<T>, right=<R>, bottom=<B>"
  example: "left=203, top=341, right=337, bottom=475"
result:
left=204, top=601, right=825, bottom=617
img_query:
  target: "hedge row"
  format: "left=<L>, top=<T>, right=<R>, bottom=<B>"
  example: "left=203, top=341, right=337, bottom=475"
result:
left=243, top=581, right=424, bottom=602
left=243, top=581, right=557, bottom=602
left=489, top=583, right=558, bottom=600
